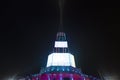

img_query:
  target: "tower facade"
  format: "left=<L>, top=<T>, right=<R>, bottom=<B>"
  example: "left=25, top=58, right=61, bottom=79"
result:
left=20, top=32, right=100, bottom=80
left=47, top=32, right=75, bottom=67
left=39, top=32, right=89, bottom=80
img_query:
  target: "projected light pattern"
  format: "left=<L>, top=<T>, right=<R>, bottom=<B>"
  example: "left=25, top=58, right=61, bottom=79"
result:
left=47, top=53, right=75, bottom=67
left=40, top=66, right=81, bottom=74
left=55, top=41, right=68, bottom=48
left=40, top=73, right=85, bottom=80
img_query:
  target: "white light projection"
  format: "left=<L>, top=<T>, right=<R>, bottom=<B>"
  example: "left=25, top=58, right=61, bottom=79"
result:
left=47, top=53, right=76, bottom=67
left=55, top=41, right=68, bottom=48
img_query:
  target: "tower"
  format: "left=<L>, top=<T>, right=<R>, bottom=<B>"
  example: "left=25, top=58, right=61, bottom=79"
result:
left=21, top=32, right=100, bottom=80
left=39, top=32, right=87, bottom=80
left=47, top=32, right=75, bottom=67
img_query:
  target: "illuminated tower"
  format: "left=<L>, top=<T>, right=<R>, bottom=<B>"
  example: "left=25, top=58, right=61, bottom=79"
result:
left=39, top=32, right=87, bottom=80
left=47, top=32, right=75, bottom=67
left=23, top=32, right=100, bottom=80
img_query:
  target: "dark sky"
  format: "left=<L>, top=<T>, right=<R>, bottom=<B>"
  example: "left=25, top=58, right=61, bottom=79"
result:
left=0, top=0, right=120, bottom=79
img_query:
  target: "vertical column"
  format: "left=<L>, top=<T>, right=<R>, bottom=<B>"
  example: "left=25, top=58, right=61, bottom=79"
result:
left=70, top=74, right=74, bottom=80
left=47, top=74, right=50, bottom=80
left=60, top=73, right=63, bottom=80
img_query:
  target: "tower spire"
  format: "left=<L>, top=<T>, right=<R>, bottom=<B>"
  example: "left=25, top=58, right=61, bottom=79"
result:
left=58, top=0, right=65, bottom=32
left=46, top=32, right=76, bottom=67
left=54, top=32, right=68, bottom=53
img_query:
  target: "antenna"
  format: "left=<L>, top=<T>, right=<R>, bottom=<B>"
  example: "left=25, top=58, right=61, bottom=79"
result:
left=58, top=0, right=65, bottom=32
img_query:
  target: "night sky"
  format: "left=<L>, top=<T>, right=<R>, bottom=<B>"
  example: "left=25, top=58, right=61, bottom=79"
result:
left=1, top=0, right=120, bottom=79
